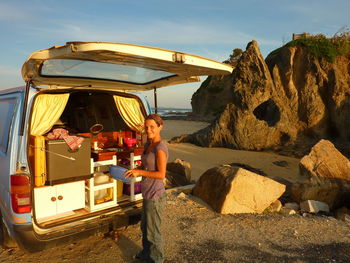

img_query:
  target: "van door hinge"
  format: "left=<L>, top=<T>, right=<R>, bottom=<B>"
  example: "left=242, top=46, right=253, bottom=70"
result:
left=173, top=52, right=186, bottom=63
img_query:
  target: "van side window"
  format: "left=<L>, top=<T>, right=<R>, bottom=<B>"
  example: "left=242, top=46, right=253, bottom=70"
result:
left=0, top=98, right=17, bottom=153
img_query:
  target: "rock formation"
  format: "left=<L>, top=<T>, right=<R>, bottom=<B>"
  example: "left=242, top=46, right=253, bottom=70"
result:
left=185, top=39, right=350, bottom=156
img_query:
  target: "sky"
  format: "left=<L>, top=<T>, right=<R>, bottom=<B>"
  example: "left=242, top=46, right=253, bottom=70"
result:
left=0, top=0, right=349, bottom=108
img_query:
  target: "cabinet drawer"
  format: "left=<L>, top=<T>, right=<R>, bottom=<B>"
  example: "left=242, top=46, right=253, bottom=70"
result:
left=34, top=181, right=85, bottom=219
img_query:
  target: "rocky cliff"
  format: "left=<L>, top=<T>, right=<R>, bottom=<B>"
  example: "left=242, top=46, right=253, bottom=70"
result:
left=185, top=39, right=350, bottom=156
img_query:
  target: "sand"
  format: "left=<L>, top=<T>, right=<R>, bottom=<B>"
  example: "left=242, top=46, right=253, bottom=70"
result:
left=163, top=120, right=302, bottom=183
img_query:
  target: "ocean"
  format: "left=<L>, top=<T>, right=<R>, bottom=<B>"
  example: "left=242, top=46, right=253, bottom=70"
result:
left=151, top=107, right=191, bottom=118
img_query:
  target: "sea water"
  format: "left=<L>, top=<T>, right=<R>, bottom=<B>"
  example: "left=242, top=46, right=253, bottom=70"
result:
left=151, top=107, right=191, bottom=117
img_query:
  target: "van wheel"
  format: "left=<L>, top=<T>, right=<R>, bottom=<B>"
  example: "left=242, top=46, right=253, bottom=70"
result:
left=0, top=216, right=17, bottom=249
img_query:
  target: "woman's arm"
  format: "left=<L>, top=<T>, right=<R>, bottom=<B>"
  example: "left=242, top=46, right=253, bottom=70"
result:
left=124, top=149, right=167, bottom=179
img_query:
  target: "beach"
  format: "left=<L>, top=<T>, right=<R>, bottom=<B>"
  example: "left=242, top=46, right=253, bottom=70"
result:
left=163, top=120, right=302, bottom=184
left=2, top=119, right=350, bottom=262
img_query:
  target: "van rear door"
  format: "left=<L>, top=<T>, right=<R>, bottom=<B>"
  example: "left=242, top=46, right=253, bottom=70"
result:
left=21, top=41, right=233, bottom=91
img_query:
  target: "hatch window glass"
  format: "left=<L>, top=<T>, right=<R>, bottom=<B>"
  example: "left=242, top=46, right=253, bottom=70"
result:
left=40, top=59, right=176, bottom=84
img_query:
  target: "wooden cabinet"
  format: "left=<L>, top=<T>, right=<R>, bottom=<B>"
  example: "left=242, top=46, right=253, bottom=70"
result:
left=34, top=181, right=85, bottom=220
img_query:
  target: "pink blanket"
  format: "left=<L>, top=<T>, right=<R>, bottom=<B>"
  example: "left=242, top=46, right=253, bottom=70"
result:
left=47, top=128, right=85, bottom=151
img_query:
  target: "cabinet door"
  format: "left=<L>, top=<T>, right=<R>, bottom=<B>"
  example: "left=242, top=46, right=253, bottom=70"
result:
left=34, top=186, right=57, bottom=219
left=55, top=181, right=85, bottom=214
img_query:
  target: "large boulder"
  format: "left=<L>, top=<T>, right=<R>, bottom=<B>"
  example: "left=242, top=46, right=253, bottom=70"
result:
left=299, top=139, right=350, bottom=180
left=167, top=158, right=191, bottom=182
left=165, top=159, right=192, bottom=187
left=291, top=140, right=350, bottom=209
left=192, top=166, right=286, bottom=214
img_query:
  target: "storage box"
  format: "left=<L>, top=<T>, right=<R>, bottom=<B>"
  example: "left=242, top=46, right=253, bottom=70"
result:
left=91, top=151, right=116, bottom=161
left=123, top=182, right=141, bottom=195
left=45, top=138, right=91, bottom=185
left=109, top=165, right=130, bottom=183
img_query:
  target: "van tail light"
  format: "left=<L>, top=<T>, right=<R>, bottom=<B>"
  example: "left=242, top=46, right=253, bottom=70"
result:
left=11, top=174, right=31, bottom=214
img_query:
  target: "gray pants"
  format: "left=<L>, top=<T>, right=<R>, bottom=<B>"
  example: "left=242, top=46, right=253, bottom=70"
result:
left=140, top=193, right=166, bottom=263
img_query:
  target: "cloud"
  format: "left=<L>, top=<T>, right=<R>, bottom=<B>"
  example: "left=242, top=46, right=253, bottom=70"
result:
left=286, top=1, right=350, bottom=28
left=0, top=2, right=30, bottom=21
left=22, top=18, right=279, bottom=49
left=0, top=64, right=18, bottom=76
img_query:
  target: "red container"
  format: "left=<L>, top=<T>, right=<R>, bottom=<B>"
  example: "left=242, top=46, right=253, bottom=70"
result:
left=124, top=137, right=136, bottom=148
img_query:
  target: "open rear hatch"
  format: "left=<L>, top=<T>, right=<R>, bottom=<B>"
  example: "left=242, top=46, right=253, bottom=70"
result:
left=22, top=41, right=233, bottom=91
left=23, top=42, right=233, bottom=228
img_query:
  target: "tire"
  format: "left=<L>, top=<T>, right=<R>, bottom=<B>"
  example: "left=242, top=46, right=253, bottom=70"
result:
left=0, top=215, right=17, bottom=249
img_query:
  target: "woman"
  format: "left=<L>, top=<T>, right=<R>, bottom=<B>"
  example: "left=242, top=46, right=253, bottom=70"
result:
left=125, top=114, right=168, bottom=263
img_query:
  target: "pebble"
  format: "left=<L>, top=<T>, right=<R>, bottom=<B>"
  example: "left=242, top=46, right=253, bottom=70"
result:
left=178, top=192, right=187, bottom=199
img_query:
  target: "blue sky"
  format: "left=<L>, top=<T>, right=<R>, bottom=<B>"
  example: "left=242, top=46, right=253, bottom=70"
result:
left=0, top=0, right=349, bottom=108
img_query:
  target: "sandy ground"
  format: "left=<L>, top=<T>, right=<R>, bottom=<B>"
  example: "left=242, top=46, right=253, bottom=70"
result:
left=2, top=120, right=350, bottom=262
left=162, top=120, right=302, bottom=183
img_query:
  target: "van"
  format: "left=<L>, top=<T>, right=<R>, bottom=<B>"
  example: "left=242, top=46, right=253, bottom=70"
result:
left=0, top=41, right=233, bottom=251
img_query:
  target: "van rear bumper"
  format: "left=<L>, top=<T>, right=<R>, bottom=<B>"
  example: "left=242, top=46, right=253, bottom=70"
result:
left=12, top=208, right=142, bottom=252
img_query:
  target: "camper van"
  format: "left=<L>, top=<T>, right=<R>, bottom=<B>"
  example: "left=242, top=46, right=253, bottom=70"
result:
left=0, top=41, right=233, bottom=251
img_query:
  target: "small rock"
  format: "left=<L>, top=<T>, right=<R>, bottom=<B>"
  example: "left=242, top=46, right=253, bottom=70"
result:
left=272, top=160, right=288, bottom=167
left=280, top=207, right=297, bottom=215
left=265, top=200, right=282, bottom=213
left=284, top=202, right=300, bottom=211
left=344, top=215, right=350, bottom=223
left=178, top=192, right=187, bottom=199
left=335, top=206, right=350, bottom=221
left=300, top=200, right=329, bottom=213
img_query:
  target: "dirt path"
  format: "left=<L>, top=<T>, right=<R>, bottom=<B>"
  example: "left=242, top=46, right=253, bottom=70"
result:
left=2, top=190, right=350, bottom=263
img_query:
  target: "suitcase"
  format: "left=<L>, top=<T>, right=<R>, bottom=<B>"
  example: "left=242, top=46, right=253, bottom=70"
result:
left=45, top=137, right=91, bottom=185
left=29, top=135, right=47, bottom=187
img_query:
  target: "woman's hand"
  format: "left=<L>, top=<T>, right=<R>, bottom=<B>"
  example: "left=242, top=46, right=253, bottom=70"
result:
left=124, top=169, right=142, bottom=178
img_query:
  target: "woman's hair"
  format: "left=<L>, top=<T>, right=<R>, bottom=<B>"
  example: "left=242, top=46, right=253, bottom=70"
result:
left=145, top=114, right=163, bottom=127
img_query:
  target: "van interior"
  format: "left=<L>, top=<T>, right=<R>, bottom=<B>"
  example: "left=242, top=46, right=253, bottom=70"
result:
left=28, top=90, right=145, bottom=228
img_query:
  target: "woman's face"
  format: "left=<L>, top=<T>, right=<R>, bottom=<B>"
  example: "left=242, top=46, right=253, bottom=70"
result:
left=144, top=119, right=162, bottom=140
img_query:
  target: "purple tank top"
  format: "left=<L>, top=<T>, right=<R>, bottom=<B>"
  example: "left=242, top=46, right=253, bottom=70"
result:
left=141, top=140, right=168, bottom=200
